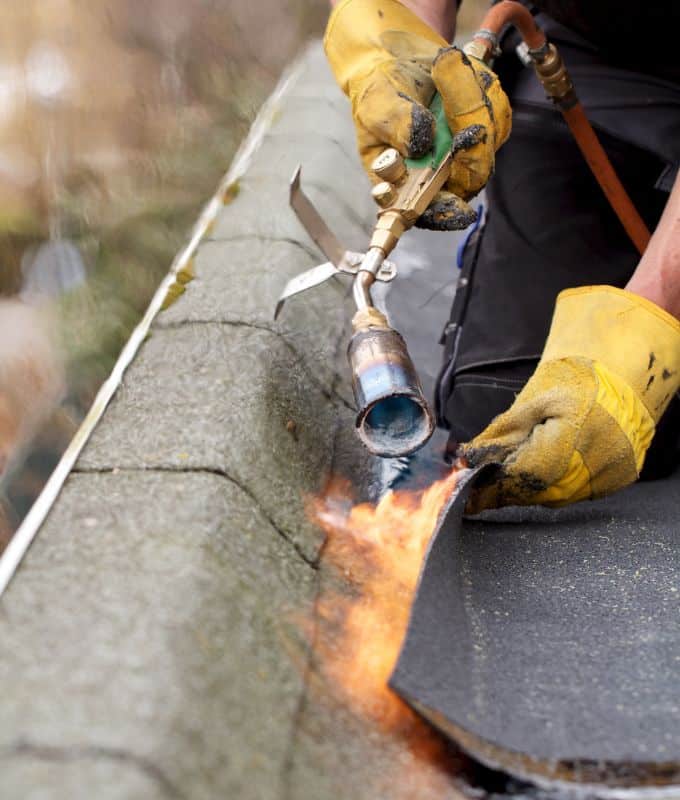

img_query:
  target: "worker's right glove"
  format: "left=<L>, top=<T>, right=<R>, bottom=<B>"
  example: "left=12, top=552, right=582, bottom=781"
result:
left=459, top=286, right=680, bottom=512
left=324, top=0, right=512, bottom=230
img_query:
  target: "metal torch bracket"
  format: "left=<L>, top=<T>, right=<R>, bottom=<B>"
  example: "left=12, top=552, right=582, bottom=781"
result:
left=274, top=166, right=397, bottom=320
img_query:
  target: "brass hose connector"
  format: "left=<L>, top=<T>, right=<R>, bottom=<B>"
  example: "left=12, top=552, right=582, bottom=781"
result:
left=532, top=43, right=577, bottom=109
left=466, top=0, right=546, bottom=65
left=463, top=29, right=501, bottom=64
left=369, top=210, right=408, bottom=254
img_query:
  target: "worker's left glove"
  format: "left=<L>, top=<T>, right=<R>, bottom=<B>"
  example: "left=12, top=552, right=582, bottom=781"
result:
left=459, top=286, right=680, bottom=513
left=323, top=0, right=511, bottom=229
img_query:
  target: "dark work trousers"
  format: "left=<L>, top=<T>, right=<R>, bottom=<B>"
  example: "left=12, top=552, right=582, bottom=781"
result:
left=435, top=83, right=680, bottom=479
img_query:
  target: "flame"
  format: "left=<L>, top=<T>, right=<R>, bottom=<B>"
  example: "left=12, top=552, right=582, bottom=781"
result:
left=307, top=466, right=466, bottom=791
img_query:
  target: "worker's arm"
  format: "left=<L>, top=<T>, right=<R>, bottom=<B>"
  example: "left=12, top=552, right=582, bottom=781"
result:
left=328, top=0, right=457, bottom=40
left=323, top=0, right=511, bottom=228
left=402, top=1, right=457, bottom=40
left=627, top=172, right=680, bottom=318
left=461, top=172, right=680, bottom=513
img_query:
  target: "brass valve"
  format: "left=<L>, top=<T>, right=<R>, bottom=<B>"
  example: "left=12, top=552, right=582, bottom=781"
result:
left=371, top=148, right=407, bottom=184
left=371, top=181, right=396, bottom=208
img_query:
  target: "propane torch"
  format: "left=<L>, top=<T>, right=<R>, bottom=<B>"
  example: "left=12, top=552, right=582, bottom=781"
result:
left=276, top=1, right=651, bottom=459
left=276, top=93, right=458, bottom=458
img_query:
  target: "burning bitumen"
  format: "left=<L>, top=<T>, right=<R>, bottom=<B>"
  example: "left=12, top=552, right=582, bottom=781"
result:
left=302, top=469, right=635, bottom=800
left=305, top=468, right=467, bottom=797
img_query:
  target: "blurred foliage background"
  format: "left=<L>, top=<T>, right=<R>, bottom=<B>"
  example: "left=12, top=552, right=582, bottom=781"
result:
left=0, top=0, right=488, bottom=543
left=0, top=0, right=328, bottom=539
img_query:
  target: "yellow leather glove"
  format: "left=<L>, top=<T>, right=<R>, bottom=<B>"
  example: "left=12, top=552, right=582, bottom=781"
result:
left=324, top=0, right=511, bottom=230
left=460, top=286, right=680, bottom=512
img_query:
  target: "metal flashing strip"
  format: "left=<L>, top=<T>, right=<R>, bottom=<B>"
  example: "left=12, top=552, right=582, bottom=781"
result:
left=0, top=45, right=311, bottom=598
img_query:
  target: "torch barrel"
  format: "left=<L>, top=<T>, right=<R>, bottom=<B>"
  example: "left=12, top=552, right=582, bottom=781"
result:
left=347, top=324, right=435, bottom=458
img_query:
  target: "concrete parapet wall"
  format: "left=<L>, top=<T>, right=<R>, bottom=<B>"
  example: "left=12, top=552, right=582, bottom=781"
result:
left=0, top=43, right=461, bottom=800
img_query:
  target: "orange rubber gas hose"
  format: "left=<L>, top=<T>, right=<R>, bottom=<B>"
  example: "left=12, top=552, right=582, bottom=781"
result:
left=562, top=103, right=651, bottom=253
left=474, top=1, right=651, bottom=255
left=477, top=0, right=546, bottom=52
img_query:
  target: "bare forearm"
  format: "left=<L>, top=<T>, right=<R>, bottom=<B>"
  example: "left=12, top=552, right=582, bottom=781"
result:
left=328, top=0, right=457, bottom=40
left=400, top=0, right=457, bottom=39
left=626, top=172, right=680, bottom=319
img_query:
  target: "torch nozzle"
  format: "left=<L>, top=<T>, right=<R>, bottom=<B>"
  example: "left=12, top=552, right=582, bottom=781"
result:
left=348, top=322, right=435, bottom=458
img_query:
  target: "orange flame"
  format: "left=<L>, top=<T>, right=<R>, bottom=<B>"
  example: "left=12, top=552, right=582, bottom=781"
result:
left=307, top=466, right=465, bottom=790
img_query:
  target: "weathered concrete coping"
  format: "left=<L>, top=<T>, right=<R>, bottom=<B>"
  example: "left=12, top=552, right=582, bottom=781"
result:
left=0, top=42, right=437, bottom=800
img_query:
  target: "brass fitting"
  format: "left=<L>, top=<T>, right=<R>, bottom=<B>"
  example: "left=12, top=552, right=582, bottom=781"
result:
left=463, top=29, right=500, bottom=66
left=371, top=148, right=407, bottom=184
left=352, top=306, right=390, bottom=332
left=463, top=38, right=493, bottom=64
left=371, top=181, right=396, bottom=208
left=369, top=210, right=408, bottom=256
left=532, top=43, right=576, bottom=109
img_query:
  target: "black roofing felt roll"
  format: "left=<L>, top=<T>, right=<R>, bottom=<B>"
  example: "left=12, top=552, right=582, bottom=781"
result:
left=390, top=468, right=680, bottom=791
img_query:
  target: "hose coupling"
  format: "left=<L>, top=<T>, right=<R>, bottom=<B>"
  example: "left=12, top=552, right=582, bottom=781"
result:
left=532, top=43, right=576, bottom=109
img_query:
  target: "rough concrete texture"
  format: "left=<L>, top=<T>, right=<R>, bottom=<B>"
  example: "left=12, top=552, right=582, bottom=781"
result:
left=2, top=472, right=315, bottom=800
left=0, top=43, right=465, bottom=799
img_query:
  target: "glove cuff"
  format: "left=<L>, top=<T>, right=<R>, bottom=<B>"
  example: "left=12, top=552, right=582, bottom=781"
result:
left=324, top=0, right=445, bottom=93
left=542, top=285, right=680, bottom=422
